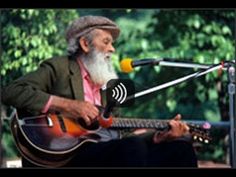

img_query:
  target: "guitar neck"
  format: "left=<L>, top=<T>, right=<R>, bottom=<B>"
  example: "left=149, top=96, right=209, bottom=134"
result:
left=111, top=118, right=170, bottom=131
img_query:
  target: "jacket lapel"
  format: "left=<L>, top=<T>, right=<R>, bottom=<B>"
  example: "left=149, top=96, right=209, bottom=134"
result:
left=68, top=58, right=84, bottom=100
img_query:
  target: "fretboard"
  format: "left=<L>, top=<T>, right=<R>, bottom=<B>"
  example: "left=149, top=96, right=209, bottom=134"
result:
left=111, top=118, right=170, bottom=131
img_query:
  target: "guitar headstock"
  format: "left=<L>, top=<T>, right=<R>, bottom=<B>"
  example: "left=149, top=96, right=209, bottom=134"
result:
left=187, top=122, right=212, bottom=144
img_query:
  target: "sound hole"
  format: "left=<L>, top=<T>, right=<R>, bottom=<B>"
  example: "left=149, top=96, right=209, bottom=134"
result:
left=77, top=118, right=100, bottom=130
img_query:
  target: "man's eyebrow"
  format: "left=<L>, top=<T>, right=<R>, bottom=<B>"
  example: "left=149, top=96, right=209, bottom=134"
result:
left=103, top=37, right=113, bottom=43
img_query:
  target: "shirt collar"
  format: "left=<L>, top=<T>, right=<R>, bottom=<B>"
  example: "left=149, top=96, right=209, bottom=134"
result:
left=77, top=58, right=89, bottom=79
left=77, top=58, right=102, bottom=89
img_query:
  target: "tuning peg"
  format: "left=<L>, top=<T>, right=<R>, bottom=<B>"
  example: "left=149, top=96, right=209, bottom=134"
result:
left=204, top=139, right=209, bottom=144
left=193, top=135, right=198, bottom=140
left=198, top=137, right=203, bottom=142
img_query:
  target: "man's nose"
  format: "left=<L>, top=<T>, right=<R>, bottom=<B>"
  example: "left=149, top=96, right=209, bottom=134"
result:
left=108, top=44, right=115, bottom=53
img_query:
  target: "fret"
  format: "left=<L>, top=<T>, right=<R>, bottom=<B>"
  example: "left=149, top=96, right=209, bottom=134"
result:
left=111, top=118, right=170, bottom=130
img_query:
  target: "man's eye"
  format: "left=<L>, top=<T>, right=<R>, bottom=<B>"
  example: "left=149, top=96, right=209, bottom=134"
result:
left=104, top=41, right=109, bottom=45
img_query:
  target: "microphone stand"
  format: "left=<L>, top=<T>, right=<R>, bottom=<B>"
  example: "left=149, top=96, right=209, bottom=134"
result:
left=0, top=115, right=2, bottom=167
left=124, top=59, right=236, bottom=167
left=157, top=58, right=212, bottom=69
left=159, top=60, right=236, bottom=168
left=227, top=63, right=236, bottom=168
left=127, top=63, right=224, bottom=99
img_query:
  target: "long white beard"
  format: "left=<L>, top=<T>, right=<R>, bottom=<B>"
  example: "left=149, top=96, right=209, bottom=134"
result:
left=81, top=48, right=118, bottom=86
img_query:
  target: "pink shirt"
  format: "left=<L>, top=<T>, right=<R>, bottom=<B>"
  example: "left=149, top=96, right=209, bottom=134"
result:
left=42, top=58, right=101, bottom=113
left=77, top=59, right=102, bottom=106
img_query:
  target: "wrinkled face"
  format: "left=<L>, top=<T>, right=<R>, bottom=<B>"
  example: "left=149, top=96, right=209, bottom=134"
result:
left=91, top=29, right=115, bottom=54
left=81, top=29, right=118, bottom=86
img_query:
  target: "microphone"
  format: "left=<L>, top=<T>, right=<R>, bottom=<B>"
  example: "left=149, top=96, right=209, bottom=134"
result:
left=120, top=58, right=162, bottom=73
left=102, top=101, right=115, bottom=119
left=98, top=101, right=116, bottom=128
left=120, top=58, right=214, bottom=73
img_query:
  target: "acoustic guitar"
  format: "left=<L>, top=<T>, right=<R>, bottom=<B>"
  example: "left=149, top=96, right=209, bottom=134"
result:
left=11, top=109, right=211, bottom=167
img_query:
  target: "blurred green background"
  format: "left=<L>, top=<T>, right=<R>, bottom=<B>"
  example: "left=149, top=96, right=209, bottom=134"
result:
left=1, top=9, right=235, bottom=166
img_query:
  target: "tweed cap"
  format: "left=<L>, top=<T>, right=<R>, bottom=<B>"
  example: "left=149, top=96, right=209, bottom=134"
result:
left=66, top=16, right=120, bottom=42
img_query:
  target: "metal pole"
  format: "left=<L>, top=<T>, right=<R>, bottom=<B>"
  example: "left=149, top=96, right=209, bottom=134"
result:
left=228, top=65, right=236, bottom=168
left=0, top=117, right=2, bottom=167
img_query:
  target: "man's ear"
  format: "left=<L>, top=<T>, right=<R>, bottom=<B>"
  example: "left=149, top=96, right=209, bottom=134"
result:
left=79, top=37, right=90, bottom=53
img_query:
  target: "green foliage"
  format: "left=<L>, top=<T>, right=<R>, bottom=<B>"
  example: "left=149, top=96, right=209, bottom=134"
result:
left=1, top=9, right=79, bottom=162
left=114, top=10, right=234, bottom=163
left=115, top=10, right=235, bottom=123
left=1, top=9, right=235, bottom=163
left=1, top=9, right=79, bottom=85
left=1, top=119, right=19, bottom=158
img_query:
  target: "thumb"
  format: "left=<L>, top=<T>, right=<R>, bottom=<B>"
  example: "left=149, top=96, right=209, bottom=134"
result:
left=174, top=114, right=181, bottom=121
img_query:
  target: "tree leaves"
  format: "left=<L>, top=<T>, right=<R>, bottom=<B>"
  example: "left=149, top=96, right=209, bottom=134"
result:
left=1, top=9, right=235, bottom=162
left=115, top=10, right=235, bottom=124
left=1, top=9, right=79, bottom=85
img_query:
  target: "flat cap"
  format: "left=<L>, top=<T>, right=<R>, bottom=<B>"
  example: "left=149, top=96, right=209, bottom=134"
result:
left=66, top=15, right=120, bottom=42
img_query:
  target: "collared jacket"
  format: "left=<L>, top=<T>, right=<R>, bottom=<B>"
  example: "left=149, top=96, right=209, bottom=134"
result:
left=2, top=56, right=154, bottom=141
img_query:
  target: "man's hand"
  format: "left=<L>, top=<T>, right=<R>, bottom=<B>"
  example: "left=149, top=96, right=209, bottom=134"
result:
left=153, top=114, right=189, bottom=143
left=49, top=96, right=99, bottom=125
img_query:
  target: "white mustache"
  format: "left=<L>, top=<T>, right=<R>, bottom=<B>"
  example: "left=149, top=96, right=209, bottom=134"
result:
left=105, top=53, right=111, bottom=60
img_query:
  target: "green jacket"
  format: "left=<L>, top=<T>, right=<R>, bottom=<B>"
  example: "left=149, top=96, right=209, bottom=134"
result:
left=2, top=56, right=106, bottom=115
left=2, top=56, right=155, bottom=141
